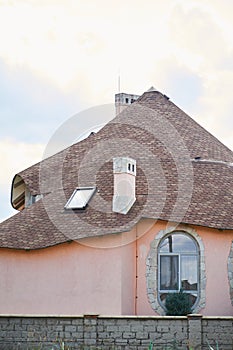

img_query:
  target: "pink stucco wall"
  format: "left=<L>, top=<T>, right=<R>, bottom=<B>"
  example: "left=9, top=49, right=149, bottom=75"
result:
left=201, top=227, right=233, bottom=315
left=0, top=241, right=134, bottom=315
left=0, top=220, right=232, bottom=316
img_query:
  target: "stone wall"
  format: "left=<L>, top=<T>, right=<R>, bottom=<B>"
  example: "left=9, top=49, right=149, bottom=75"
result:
left=202, top=317, right=233, bottom=349
left=0, top=315, right=232, bottom=349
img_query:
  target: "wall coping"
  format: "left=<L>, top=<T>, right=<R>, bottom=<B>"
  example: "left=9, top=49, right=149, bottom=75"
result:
left=0, top=314, right=232, bottom=320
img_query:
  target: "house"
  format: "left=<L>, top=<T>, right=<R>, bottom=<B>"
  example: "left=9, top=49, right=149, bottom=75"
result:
left=0, top=87, right=233, bottom=316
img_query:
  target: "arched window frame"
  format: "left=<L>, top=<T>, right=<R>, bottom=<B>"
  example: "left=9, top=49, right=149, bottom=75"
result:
left=158, top=232, right=199, bottom=310
left=146, top=226, right=206, bottom=315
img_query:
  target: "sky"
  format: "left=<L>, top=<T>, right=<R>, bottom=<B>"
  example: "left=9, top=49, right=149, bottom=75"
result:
left=1, top=0, right=233, bottom=222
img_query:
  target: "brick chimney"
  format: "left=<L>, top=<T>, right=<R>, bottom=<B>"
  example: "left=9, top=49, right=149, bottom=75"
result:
left=115, top=92, right=139, bottom=115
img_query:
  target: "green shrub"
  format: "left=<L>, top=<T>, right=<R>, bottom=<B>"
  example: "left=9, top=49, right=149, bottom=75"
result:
left=165, top=290, right=192, bottom=316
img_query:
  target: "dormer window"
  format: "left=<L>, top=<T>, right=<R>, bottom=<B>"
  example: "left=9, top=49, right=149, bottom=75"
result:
left=11, top=175, right=43, bottom=211
left=25, top=187, right=43, bottom=207
left=64, top=187, right=96, bottom=210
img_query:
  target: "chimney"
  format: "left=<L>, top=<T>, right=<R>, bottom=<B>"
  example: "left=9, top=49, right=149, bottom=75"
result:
left=112, top=157, right=136, bottom=214
left=115, top=92, right=140, bottom=115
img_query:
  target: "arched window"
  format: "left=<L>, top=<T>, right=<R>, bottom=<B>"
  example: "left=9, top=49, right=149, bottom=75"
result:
left=158, top=231, right=199, bottom=309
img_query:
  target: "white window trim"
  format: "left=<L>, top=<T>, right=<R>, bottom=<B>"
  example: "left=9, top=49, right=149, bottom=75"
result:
left=158, top=232, right=199, bottom=311
left=64, top=187, right=96, bottom=210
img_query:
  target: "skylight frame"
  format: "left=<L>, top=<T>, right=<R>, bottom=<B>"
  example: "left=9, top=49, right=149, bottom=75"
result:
left=64, top=187, right=96, bottom=210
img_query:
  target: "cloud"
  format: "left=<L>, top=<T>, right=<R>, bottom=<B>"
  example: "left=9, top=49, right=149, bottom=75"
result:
left=0, top=139, right=45, bottom=222
left=0, top=0, right=177, bottom=100
left=0, top=1, right=106, bottom=93
left=164, top=2, right=233, bottom=150
left=150, top=58, right=203, bottom=113
left=0, top=0, right=233, bottom=223
left=196, top=71, right=233, bottom=149
left=170, top=5, right=228, bottom=67
left=0, top=59, right=85, bottom=143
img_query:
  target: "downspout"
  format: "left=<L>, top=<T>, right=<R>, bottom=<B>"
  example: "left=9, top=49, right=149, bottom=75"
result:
left=135, top=223, right=138, bottom=315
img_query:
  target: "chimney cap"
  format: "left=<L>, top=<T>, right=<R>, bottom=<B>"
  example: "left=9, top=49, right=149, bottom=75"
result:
left=113, top=157, right=136, bottom=175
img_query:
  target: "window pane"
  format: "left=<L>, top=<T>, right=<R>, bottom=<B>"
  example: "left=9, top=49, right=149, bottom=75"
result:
left=181, top=255, right=198, bottom=291
left=160, top=255, right=179, bottom=290
left=160, top=233, right=197, bottom=253
left=65, top=187, right=96, bottom=209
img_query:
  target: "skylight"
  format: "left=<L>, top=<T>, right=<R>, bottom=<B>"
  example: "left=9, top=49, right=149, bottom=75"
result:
left=64, top=187, right=96, bottom=209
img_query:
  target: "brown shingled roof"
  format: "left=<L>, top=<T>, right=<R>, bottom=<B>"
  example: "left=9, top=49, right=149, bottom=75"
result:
left=1, top=89, right=233, bottom=250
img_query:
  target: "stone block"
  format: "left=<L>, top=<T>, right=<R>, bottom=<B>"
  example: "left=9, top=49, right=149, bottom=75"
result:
left=71, top=331, right=83, bottom=339
left=84, top=338, right=96, bottom=345
left=98, top=332, right=110, bottom=339
left=65, top=325, right=77, bottom=332
left=118, top=325, right=131, bottom=332
left=157, top=325, right=169, bottom=332
left=130, top=324, right=144, bottom=332
left=106, top=325, right=119, bottom=331
left=84, top=317, right=97, bottom=325
left=71, top=319, right=83, bottom=325
left=58, top=319, right=72, bottom=325
left=84, top=325, right=96, bottom=332
left=136, top=332, right=149, bottom=339
left=110, top=331, right=123, bottom=339
left=115, top=338, right=128, bottom=344
left=21, top=318, right=35, bottom=325
left=122, top=332, right=136, bottom=339
left=14, top=324, right=27, bottom=332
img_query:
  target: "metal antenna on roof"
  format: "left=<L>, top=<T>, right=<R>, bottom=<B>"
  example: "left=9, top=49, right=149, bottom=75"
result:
left=117, top=67, right=121, bottom=94
left=118, top=68, right=121, bottom=93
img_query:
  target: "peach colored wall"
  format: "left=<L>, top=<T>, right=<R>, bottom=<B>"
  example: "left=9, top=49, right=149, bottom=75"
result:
left=0, top=238, right=135, bottom=315
left=200, top=227, right=233, bottom=315
left=120, top=229, right=136, bottom=315
left=0, top=220, right=232, bottom=316
left=136, top=220, right=166, bottom=316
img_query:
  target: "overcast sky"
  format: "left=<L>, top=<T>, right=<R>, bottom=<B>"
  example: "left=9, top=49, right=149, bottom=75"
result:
left=1, top=0, right=233, bottom=222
